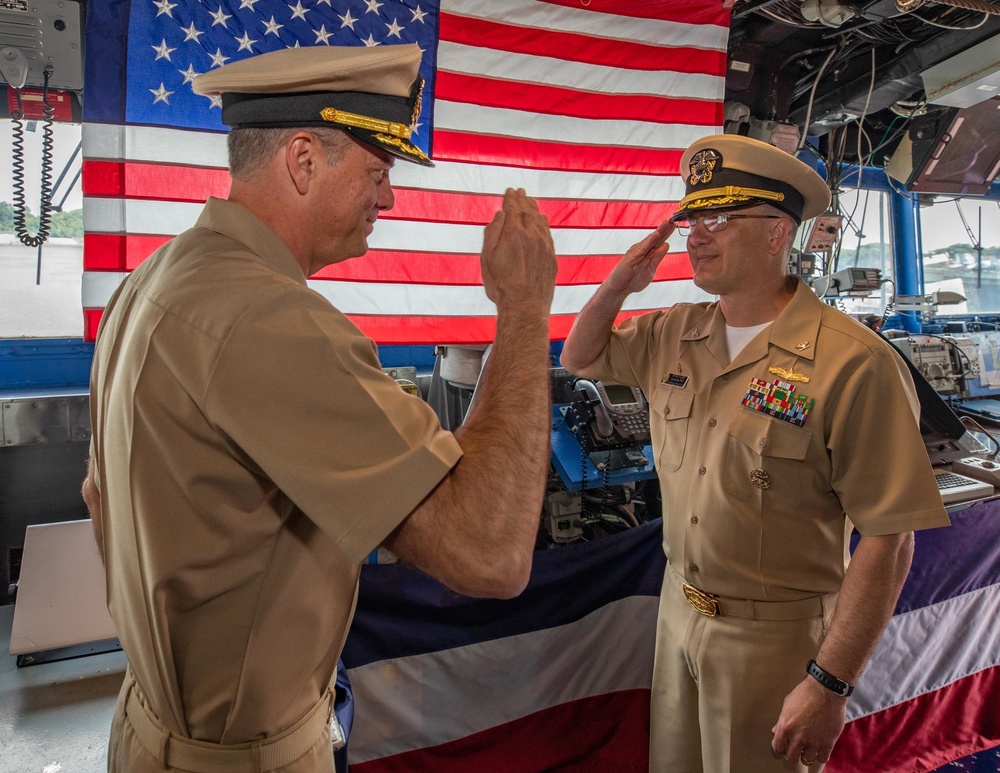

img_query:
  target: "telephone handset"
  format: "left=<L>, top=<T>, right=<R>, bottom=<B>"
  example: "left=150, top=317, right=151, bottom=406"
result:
left=563, top=379, right=651, bottom=471
left=573, top=379, right=615, bottom=439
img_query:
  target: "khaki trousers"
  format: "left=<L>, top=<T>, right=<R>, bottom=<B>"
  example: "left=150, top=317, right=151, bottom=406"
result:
left=649, top=566, right=837, bottom=773
left=108, top=667, right=338, bottom=773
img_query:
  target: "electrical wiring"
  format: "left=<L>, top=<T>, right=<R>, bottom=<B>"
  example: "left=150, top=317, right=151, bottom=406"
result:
left=796, top=45, right=838, bottom=152
left=910, top=10, right=990, bottom=29
left=880, top=278, right=897, bottom=330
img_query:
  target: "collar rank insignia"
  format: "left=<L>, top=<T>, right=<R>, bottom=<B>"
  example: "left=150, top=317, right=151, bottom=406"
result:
left=795, top=341, right=811, bottom=351
left=768, top=365, right=810, bottom=383
left=742, top=378, right=814, bottom=428
left=689, top=149, right=721, bottom=185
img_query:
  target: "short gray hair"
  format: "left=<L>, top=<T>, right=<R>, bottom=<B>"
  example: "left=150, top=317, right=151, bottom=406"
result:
left=228, top=126, right=355, bottom=180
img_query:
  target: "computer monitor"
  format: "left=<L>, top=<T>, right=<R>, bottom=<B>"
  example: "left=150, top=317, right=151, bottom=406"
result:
left=886, top=97, right=1000, bottom=196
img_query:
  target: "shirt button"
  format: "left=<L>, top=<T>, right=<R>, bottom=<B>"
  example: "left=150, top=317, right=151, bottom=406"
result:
left=758, top=438, right=767, bottom=448
left=722, top=374, right=730, bottom=381
left=689, top=563, right=700, bottom=573
left=708, top=418, right=717, bottom=428
left=690, top=515, right=699, bottom=525
left=699, top=466, right=707, bottom=475
left=663, top=407, right=670, bottom=415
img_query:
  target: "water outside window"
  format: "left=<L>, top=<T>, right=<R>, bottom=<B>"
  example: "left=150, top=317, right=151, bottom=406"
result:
left=920, top=199, right=1000, bottom=316
left=1, top=120, right=84, bottom=339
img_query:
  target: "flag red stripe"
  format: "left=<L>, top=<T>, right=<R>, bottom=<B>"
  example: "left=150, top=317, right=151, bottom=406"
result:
left=349, top=689, right=651, bottom=773
left=440, top=11, right=727, bottom=74
left=84, top=236, right=692, bottom=285
left=828, top=666, right=1000, bottom=773
left=82, top=160, right=230, bottom=203
left=433, top=130, right=683, bottom=174
left=84, top=309, right=658, bottom=346
left=388, top=189, right=679, bottom=228
left=538, top=0, right=732, bottom=26
left=81, top=161, right=679, bottom=228
left=435, top=71, right=723, bottom=127
left=84, top=233, right=171, bottom=270
left=313, top=250, right=692, bottom=285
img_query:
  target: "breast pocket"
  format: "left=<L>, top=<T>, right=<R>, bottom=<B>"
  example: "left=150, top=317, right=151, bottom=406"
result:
left=723, top=409, right=812, bottom=501
left=649, top=388, right=695, bottom=473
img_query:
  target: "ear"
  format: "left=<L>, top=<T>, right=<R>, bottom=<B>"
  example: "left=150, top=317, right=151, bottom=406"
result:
left=284, top=131, right=320, bottom=196
left=768, top=217, right=793, bottom=255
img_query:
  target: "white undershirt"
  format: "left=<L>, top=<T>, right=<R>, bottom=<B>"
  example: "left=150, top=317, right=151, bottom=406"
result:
left=725, top=321, right=771, bottom=360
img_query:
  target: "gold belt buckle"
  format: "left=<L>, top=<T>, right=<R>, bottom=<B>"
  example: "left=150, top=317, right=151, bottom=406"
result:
left=683, top=582, right=721, bottom=617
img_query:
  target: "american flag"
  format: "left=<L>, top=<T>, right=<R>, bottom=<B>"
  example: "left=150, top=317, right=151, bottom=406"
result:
left=342, top=509, right=1000, bottom=772
left=81, top=0, right=729, bottom=344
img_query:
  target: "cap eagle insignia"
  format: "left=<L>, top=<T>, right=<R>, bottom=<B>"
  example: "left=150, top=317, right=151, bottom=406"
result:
left=689, top=149, right=721, bottom=185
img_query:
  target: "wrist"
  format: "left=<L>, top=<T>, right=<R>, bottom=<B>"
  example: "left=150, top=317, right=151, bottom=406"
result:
left=806, top=659, right=854, bottom=698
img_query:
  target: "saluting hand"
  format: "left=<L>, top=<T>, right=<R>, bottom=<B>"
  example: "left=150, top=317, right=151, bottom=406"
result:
left=480, top=188, right=557, bottom=312
left=604, top=221, right=674, bottom=298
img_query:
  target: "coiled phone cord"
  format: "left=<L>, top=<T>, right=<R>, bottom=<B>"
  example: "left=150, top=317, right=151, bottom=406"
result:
left=11, top=65, right=55, bottom=248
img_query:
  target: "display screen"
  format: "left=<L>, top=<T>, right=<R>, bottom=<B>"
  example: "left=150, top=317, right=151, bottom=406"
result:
left=603, top=383, right=637, bottom=406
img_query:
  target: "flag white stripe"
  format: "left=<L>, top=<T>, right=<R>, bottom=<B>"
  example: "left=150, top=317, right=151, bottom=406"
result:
left=846, top=582, right=1000, bottom=721
left=392, top=160, right=688, bottom=201
left=444, top=0, right=728, bottom=51
left=82, top=270, right=712, bottom=314
left=435, top=100, right=710, bottom=150
left=82, top=197, right=689, bottom=254
left=437, top=41, right=726, bottom=101
left=81, top=123, right=692, bottom=201
left=83, top=123, right=228, bottom=167
left=345, top=594, right=659, bottom=763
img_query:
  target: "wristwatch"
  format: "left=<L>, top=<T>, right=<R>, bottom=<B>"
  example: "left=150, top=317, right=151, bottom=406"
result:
left=806, top=659, right=854, bottom=697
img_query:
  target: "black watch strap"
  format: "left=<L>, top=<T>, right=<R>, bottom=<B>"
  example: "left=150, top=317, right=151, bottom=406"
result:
left=806, top=659, right=854, bottom=697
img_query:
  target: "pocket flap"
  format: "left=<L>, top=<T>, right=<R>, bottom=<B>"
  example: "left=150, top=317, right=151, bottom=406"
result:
left=650, top=387, right=695, bottom=422
left=729, top=409, right=811, bottom=460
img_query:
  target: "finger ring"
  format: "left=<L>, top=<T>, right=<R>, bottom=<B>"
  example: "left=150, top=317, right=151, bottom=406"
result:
left=800, top=754, right=818, bottom=765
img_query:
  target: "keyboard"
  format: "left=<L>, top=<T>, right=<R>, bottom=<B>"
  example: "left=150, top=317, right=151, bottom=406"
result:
left=934, top=469, right=994, bottom=505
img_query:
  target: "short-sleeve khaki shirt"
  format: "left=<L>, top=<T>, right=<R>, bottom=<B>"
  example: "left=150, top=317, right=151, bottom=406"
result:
left=89, top=198, right=462, bottom=743
left=594, top=277, right=948, bottom=601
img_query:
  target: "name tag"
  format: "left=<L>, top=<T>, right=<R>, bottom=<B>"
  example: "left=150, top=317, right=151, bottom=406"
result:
left=662, top=372, right=688, bottom=389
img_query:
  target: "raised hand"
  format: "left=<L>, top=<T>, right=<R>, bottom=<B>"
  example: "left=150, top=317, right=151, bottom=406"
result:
left=604, top=220, right=674, bottom=298
left=480, top=188, right=557, bottom=312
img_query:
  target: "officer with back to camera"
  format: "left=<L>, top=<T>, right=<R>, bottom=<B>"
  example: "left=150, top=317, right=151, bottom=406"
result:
left=82, top=43, right=557, bottom=772
left=560, top=133, right=949, bottom=772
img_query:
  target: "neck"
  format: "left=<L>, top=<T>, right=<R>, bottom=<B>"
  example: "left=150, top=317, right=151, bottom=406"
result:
left=720, top=275, right=796, bottom=327
left=229, top=179, right=314, bottom=278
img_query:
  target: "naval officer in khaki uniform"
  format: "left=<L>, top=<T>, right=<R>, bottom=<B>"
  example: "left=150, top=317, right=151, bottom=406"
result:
left=561, top=134, right=949, bottom=772
left=82, top=44, right=557, bottom=772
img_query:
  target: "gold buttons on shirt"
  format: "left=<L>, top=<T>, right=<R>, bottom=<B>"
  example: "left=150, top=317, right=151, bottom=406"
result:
left=689, top=563, right=700, bottom=573
left=699, top=466, right=707, bottom=475
left=758, top=438, right=767, bottom=448
left=708, top=418, right=717, bottom=428
left=690, top=515, right=699, bottom=525
left=750, top=468, right=771, bottom=489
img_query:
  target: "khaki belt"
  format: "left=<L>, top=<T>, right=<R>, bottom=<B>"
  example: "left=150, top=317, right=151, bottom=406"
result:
left=123, top=671, right=339, bottom=773
left=670, top=567, right=827, bottom=621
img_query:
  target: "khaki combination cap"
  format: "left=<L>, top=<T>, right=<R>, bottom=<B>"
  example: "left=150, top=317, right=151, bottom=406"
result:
left=193, top=44, right=431, bottom=167
left=672, top=134, right=831, bottom=223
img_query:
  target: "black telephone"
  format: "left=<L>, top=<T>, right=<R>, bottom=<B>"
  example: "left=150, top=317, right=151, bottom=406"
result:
left=563, top=379, right=651, bottom=471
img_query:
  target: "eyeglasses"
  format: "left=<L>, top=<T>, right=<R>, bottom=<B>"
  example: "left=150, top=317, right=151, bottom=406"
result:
left=673, top=213, right=782, bottom=235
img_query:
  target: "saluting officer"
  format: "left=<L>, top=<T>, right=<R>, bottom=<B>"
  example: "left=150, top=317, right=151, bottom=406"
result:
left=560, top=133, right=949, bottom=772
left=83, top=44, right=556, bottom=772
